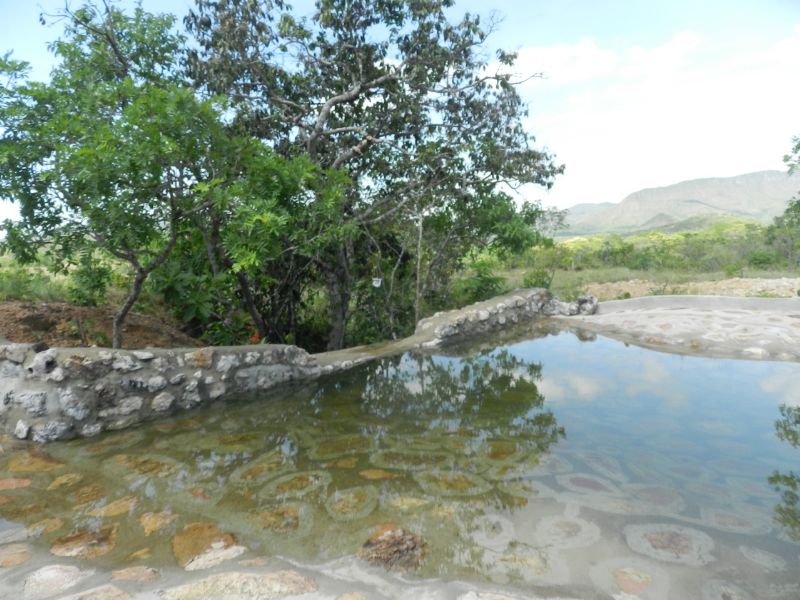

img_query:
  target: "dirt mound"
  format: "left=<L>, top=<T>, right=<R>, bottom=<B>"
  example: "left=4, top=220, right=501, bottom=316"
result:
left=0, top=301, right=201, bottom=349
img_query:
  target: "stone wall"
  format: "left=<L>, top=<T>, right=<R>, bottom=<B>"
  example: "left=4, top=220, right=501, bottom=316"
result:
left=415, top=288, right=598, bottom=347
left=0, top=288, right=598, bottom=442
left=0, top=344, right=319, bottom=443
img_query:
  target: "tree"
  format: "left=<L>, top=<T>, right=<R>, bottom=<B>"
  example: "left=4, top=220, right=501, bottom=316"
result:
left=0, top=2, right=314, bottom=348
left=767, top=136, right=800, bottom=267
left=185, top=0, right=562, bottom=349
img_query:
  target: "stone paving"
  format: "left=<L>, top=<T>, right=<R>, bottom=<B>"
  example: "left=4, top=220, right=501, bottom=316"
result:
left=555, top=295, right=800, bottom=362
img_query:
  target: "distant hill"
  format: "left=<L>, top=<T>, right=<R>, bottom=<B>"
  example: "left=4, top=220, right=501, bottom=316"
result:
left=563, top=171, right=800, bottom=235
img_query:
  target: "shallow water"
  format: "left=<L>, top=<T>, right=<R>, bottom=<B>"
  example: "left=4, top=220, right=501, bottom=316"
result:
left=1, top=327, right=799, bottom=599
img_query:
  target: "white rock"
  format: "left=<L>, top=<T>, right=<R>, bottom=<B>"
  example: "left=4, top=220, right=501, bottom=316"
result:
left=23, top=565, right=94, bottom=600
left=162, top=570, right=318, bottom=600
left=14, top=419, right=30, bottom=439
left=184, top=543, right=247, bottom=571
left=152, top=391, right=175, bottom=412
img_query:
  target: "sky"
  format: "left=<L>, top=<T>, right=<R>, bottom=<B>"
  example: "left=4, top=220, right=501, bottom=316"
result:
left=1, top=0, right=799, bottom=220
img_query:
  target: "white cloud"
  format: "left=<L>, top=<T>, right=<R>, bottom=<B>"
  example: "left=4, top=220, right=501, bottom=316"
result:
left=515, top=27, right=800, bottom=209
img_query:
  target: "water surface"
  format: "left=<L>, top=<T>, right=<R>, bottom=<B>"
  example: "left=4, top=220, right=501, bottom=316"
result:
left=1, top=327, right=799, bottom=599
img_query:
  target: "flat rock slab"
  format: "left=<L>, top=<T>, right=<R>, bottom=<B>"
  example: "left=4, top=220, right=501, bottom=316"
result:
left=556, top=295, right=800, bottom=362
left=161, top=570, right=318, bottom=600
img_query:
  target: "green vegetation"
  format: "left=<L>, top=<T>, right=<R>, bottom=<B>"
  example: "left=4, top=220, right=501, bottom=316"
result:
left=1, top=0, right=560, bottom=349
left=0, top=2, right=798, bottom=351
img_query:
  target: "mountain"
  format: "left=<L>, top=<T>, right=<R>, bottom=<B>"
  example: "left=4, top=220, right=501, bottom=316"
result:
left=563, top=170, right=800, bottom=235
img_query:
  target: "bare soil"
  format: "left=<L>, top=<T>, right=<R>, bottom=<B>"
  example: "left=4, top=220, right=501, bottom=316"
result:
left=0, top=301, right=201, bottom=349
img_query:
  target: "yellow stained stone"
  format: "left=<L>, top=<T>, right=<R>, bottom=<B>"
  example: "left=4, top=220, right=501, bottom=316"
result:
left=248, top=506, right=301, bottom=534
left=47, top=473, right=83, bottom=491
left=87, top=495, right=138, bottom=518
left=28, top=517, right=64, bottom=535
left=7, top=452, right=63, bottom=472
left=51, top=524, right=118, bottom=559
left=73, top=484, right=106, bottom=505
left=128, top=548, right=152, bottom=561
left=172, top=522, right=236, bottom=568
left=139, top=512, right=178, bottom=537
left=359, top=469, right=400, bottom=481
left=332, top=457, right=359, bottom=469
left=387, top=496, right=429, bottom=511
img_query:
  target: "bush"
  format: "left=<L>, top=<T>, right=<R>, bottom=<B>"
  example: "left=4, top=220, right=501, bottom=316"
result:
left=68, top=258, right=112, bottom=306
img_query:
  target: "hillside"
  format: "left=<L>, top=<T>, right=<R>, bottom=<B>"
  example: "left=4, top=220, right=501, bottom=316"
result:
left=564, top=170, right=800, bottom=235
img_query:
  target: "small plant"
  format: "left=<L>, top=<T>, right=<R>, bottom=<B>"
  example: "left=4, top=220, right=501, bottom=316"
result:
left=68, top=257, right=112, bottom=307
left=522, top=268, right=554, bottom=290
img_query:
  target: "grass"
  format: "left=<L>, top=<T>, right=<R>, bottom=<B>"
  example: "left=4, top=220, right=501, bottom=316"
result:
left=495, top=266, right=800, bottom=301
left=0, top=256, right=69, bottom=302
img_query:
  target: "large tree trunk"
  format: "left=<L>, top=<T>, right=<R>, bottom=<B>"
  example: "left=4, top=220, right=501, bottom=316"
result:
left=323, top=245, right=353, bottom=351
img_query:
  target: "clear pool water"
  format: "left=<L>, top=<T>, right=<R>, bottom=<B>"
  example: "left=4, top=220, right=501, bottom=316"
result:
left=1, top=326, right=798, bottom=599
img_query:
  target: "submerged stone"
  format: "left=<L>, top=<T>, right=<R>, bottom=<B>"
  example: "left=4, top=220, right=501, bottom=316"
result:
left=308, top=434, right=373, bottom=460
left=140, top=511, right=178, bottom=536
left=325, top=486, right=378, bottom=522
left=370, top=449, right=454, bottom=472
left=28, top=517, right=64, bottom=535
left=534, top=515, right=601, bottom=549
left=738, top=545, right=786, bottom=571
left=624, top=523, right=715, bottom=566
left=51, top=524, right=118, bottom=559
left=23, top=565, right=95, bottom=600
left=358, top=523, right=425, bottom=571
left=359, top=468, right=400, bottom=481
left=702, top=580, right=754, bottom=600
left=172, top=522, right=237, bottom=568
left=414, top=470, right=492, bottom=497
left=161, top=570, right=318, bottom=600
left=58, top=585, right=132, bottom=600
left=248, top=503, right=313, bottom=537
left=230, top=451, right=292, bottom=485
left=259, top=470, right=332, bottom=499
left=556, top=473, right=621, bottom=495
left=0, top=542, right=31, bottom=567
left=86, top=495, right=138, bottom=518
left=106, top=453, right=179, bottom=478
left=7, top=451, right=64, bottom=472
left=0, top=477, right=32, bottom=490
left=46, top=473, right=83, bottom=491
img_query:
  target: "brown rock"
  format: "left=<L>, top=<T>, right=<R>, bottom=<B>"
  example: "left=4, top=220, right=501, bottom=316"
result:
left=139, top=511, right=178, bottom=536
left=51, top=524, right=118, bottom=559
left=0, top=543, right=31, bottom=567
left=358, top=524, right=425, bottom=572
left=186, top=348, right=214, bottom=369
left=87, top=495, right=137, bottom=518
left=111, top=565, right=160, bottom=582
left=0, top=477, right=31, bottom=490
left=172, top=522, right=236, bottom=568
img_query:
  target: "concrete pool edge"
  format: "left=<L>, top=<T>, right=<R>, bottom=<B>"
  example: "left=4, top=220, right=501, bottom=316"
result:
left=553, top=295, right=800, bottom=363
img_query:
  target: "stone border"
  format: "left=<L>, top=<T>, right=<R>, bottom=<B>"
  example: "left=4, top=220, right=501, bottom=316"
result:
left=1, top=288, right=595, bottom=442
left=554, top=295, right=800, bottom=362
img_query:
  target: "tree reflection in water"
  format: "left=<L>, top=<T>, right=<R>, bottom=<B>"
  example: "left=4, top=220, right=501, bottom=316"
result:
left=769, top=404, right=800, bottom=541
left=352, top=348, right=565, bottom=455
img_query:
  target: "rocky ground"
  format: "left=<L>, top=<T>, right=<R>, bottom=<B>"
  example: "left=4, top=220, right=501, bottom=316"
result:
left=584, top=276, right=800, bottom=301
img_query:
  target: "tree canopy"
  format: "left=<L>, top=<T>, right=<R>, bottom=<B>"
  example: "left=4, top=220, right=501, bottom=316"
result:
left=1, top=0, right=562, bottom=351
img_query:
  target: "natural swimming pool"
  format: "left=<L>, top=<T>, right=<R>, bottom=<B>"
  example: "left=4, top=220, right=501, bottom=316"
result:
left=1, top=326, right=798, bottom=599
